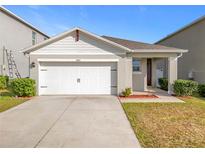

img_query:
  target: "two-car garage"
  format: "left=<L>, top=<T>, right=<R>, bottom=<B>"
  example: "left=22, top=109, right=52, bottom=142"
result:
left=38, top=62, right=117, bottom=95
left=26, top=28, right=133, bottom=96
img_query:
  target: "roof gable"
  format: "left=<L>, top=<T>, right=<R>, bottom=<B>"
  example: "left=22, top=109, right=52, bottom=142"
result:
left=23, top=27, right=131, bottom=53
left=30, top=30, right=127, bottom=55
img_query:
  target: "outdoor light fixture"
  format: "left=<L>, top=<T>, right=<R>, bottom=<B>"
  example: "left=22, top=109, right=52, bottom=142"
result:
left=31, top=62, right=35, bottom=68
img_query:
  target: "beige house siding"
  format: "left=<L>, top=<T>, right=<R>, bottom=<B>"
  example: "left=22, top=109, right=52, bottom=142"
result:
left=32, top=31, right=126, bottom=55
left=132, top=58, right=147, bottom=91
left=157, top=18, right=205, bottom=83
left=0, top=9, right=48, bottom=77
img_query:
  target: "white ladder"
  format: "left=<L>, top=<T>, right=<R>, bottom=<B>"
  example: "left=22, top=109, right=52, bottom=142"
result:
left=4, top=48, right=21, bottom=78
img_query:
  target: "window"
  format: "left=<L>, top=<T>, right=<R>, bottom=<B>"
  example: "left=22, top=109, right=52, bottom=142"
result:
left=132, top=58, right=141, bottom=72
left=32, top=31, right=36, bottom=45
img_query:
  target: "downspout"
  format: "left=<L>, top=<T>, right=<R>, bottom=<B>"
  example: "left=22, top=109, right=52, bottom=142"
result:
left=28, top=54, right=30, bottom=78
left=23, top=52, right=30, bottom=78
left=2, top=46, right=5, bottom=75
left=175, top=52, right=183, bottom=60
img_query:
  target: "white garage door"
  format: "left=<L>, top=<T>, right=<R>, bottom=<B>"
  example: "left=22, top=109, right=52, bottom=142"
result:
left=39, top=62, right=117, bottom=95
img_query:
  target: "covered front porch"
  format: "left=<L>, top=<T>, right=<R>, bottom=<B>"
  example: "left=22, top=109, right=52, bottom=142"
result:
left=131, top=52, right=180, bottom=95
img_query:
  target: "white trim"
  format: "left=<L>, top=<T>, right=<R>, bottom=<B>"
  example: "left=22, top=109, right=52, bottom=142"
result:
left=37, top=62, right=40, bottom=96
left=80, top=59, right=119, bottom=62
left=37, top=58, right=119, bottom=62
left=30, top=52, right=122, bottom=55
left=38, top=59, right=76, bottom=62
left=132, top=49, right=188, bottom=53
left=132, top=72, right=142, bottom=75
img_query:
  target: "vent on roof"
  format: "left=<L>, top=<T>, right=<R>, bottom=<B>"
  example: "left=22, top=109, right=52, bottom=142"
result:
left=75, top=29, right=79, bottom=42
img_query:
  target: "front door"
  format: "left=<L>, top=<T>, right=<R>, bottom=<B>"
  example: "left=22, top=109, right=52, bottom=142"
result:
left=147, top=59, right=152, bottom=86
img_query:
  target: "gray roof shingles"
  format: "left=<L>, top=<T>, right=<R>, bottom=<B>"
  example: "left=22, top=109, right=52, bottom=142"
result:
left=102, top=35, right=179, bottom=50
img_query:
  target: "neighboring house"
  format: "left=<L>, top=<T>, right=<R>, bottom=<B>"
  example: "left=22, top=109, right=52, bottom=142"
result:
left=22, top=27, right=186, bottom=96
left=156, top=15, right=205, bottom=84
left=0, top=6, right=49, bottom=78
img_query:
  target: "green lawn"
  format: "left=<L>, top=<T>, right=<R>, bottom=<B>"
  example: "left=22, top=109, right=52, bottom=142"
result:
left=0, top=90, right=28, bottom=113
left=122, top=96, right=205, bottom=148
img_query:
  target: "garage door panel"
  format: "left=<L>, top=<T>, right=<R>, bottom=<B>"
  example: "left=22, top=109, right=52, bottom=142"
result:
left=39, top=62, right=117, bottom=95
left=64, top=67, right=79, bottom=94
left=78, top=66, right=111, bottom=94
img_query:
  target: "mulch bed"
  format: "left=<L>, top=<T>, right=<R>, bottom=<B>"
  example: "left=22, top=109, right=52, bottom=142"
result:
left=12, top=96, right=32, bottom=99
left=171, top=94, right=192, bottom=99
left=119, top=94, right=158, bottom=99
left=176, top=96, right=193, bottom=99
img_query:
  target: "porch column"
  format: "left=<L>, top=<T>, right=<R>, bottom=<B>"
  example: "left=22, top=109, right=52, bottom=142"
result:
left=168, top=57, right=177, bottom=94
left=151, top=58, right=157, bottom=87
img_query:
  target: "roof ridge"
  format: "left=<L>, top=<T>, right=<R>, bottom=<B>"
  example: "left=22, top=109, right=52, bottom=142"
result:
left=102, top=35, right=181, bottom=50
left=102, top=35, right=151, bottom=45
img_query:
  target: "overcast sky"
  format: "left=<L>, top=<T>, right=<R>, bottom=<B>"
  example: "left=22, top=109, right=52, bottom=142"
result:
left=4, top=5, right=205, bottom=43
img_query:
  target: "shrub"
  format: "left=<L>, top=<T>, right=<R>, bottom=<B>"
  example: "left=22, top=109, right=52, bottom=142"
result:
left=158, top=78, right=168, bottom=91
left=122, top=88, right=132, bottom=97
left=10, top=78, right=36, bottom=97
left=0, top=76, right=8, bottom=89
left=198, top=84, right=205, bottom=97
left=173, top=79, right=198, bottom=96
left=5, top=76, right=9, bottom=85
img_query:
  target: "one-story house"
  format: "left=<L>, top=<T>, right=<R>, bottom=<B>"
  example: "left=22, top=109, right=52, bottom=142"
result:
left=22, top=27, right=187, bottom=96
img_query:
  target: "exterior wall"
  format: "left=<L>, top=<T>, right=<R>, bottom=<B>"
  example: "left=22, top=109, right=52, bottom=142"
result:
left=157, top=19, right=205, bottom=84
left=0, top=10, right=48, bottom=77
left=118, top=56, right=132, bottom=94
left=156, top=58, right=168, bottom=78
left=151, top=58, right=157, bottom=87
left=132, top=58, right=147, bottom=91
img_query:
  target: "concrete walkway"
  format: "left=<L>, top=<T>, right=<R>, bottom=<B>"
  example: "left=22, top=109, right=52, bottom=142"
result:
left=120, top=88, right=184, bottom=103
left=0, top=96, right=140, bottom=148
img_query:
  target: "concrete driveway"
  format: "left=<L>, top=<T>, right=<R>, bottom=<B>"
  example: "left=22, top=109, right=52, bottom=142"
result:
left=0, top=96, right=140, bottom=148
